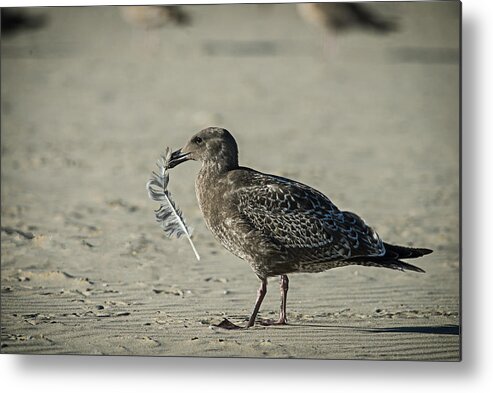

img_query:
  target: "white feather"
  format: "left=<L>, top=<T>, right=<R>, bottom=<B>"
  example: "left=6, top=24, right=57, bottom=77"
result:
left=146, top=147, right=200, bottom=261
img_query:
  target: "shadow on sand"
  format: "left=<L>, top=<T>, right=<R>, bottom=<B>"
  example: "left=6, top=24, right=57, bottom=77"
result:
left=360, top=324, right=460, bottom=335
left=282, top=323, right=460, bottom=336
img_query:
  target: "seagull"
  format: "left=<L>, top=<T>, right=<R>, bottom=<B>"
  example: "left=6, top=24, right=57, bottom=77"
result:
left=167, top=127, right=432, bottom=329
left=296, top=2, right=397, bottom=35
left=120, top=5, right=190, bottom=29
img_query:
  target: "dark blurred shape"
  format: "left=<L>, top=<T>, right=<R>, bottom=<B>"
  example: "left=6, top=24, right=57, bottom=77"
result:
left=119, top=6, right=190, bottom=29
left=297, top=2, right=398, bottom=35
left=363, top=325, right=460, bottom=336
left=1, top=8, right=47, bottom=36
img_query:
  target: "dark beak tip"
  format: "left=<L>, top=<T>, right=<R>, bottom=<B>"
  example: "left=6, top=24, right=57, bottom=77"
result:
left=170, top=148, right=182, bottom=159
left=167, top=149, right=190, bottom=169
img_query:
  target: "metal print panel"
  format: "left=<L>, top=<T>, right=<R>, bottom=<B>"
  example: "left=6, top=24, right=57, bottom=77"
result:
left=1, top=2, right=460, bottom=360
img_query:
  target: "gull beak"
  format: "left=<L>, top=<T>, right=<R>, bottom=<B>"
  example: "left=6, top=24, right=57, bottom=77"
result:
left=167, top=148, right=191, bottom=169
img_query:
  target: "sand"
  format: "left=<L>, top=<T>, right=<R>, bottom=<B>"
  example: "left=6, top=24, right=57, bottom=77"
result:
left=1, top=3, right=460, bottom=360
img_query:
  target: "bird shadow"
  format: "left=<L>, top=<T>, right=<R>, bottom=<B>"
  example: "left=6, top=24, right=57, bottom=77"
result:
left=359, top=324, right=460, bottom=336
left=283, top=322, right=460, bottom=336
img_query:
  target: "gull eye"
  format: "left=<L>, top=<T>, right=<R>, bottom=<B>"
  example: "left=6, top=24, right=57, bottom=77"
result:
left=193, top=136, right=203, bottom=144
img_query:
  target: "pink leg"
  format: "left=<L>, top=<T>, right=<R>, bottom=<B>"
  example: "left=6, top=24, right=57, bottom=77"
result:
left=277, top=275, right=289, bottom=324
left=213, top=278, right=267, bottom=330
left=246, top=278, right=268, bottom=328
left=259, top=274, right=289, bottom=326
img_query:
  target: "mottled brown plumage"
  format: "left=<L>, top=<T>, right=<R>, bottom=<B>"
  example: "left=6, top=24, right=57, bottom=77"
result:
left=167, top=127, right=432, bottom=328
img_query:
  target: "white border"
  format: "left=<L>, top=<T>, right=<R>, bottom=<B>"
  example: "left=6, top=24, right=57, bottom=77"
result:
left=1, top=1, right=492, bottom=392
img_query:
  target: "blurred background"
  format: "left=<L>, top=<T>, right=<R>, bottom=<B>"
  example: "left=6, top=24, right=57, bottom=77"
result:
left=1, top=2, right=460, bottom=359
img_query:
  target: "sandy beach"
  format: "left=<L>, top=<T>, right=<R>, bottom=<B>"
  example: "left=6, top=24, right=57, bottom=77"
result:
left=1, top=3, right=460, bottom=360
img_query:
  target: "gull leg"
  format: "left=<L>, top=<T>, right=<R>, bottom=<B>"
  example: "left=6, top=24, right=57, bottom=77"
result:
left=277, top=274, right=289, bottom=324
left=259, top=274, right=289, bottom=326
left=246, top=278, right=268, bottom=328
left=213, top=278, right=267, bottom=330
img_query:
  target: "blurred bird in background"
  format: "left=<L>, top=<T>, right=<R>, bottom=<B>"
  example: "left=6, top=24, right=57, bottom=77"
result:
left=1, top=8, right=47, bottom=36
left=297, top=2, right=398, bottom=35
left=120, top=5, right=190, bottom=30
left=297, top=2, right=398, bottom=54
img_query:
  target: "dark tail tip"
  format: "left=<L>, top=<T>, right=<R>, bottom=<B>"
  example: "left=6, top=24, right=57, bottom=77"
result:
left=419, top=248, right=434, bottom=256
left=397, top=260, right=426, bottom=273
left=383, top=243, right=433, bottom=259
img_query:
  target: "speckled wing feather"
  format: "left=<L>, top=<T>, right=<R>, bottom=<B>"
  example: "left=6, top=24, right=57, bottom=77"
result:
left=146, top=148, right=200, bottom=261
left=233, top=172, right=385, bottom=264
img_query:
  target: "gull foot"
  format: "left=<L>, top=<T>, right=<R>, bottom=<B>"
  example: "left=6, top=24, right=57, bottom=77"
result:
left=258, top=318, right=288, bottom=326
left=212, top=318, right=245, bottom=330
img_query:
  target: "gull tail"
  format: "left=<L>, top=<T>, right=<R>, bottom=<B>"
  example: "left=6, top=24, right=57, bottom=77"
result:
left=382, top=243, right=433, bottom=260
left=349, top=243, right=432, bottom=273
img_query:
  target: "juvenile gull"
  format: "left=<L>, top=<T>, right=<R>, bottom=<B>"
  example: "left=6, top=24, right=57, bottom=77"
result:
left=167, top=127, right=432, bottom=329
